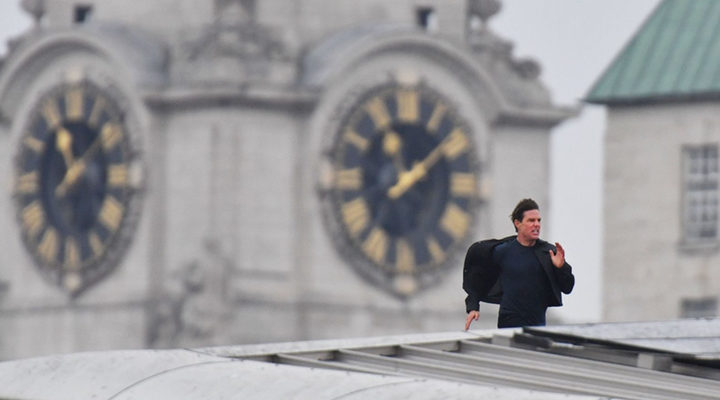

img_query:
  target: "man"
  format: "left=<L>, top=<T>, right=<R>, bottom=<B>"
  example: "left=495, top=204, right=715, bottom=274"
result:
left=463, top=198, right=574, bottom=329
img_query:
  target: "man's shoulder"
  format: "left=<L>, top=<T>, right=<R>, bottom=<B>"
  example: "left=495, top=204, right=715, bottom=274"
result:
left=465, top=235, right=515, bottom=263
left=534, top=239, right=555, bottom=251
left=493, top=237, right=515, bottom=253
left=477, top=235, right=515, bottom=246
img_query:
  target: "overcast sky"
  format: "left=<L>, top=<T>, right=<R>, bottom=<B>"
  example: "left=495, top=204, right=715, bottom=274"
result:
left=0, top=2, right=31, bottom=55
left=0, top=1, right=661, bottom=323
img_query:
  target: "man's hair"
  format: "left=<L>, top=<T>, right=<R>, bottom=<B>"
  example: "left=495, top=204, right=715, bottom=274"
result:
left=511, top=198, right=539, bottom=231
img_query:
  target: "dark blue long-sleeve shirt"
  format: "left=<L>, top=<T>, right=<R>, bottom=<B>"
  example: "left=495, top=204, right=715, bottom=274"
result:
left=492, top=239, right=554, bottom=327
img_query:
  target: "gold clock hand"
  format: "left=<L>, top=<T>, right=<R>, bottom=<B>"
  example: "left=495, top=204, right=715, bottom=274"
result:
left=383, top=130, right=407, bottom=173
left=55, top=160, right=87, bottom=197
left=387, top=134, right=451, bottom=199
left=56, top=128, right=75, bottom=167
left=55, top=133, right=105, bottom=197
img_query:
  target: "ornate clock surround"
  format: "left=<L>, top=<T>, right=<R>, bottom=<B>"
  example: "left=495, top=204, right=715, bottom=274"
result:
left=11, top=71, right=145, bottom=297
left=318, top=75, right=481, bottom=298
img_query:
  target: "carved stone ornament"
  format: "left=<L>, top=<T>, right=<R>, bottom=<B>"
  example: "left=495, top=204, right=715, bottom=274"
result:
left=21, top=0, right=45, bottom=24
left=147, top=239, right=232, bottom=348
left=468, top=0, right=501, bottom=27
left=465, top=0, right=549, bottom=107
left=175, top=0, right=286, bottom=84
left=187, top=0, right=283, bottom=60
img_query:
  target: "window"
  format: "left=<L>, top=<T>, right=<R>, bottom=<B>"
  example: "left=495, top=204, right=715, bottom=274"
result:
left=682, top=144, right=719, bottom=242
left=680, top=297, right=717, bottom=318
left=74, top=5, right=93, bottom=24
left=416, top=7, right=438, bottom=32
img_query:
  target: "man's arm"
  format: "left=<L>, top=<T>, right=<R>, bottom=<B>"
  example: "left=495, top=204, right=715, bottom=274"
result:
left=462, top=242, right=484, bottom=313
left=463, top=241, right=487, bottom=330
left=463, top=238, right=509, bottom=329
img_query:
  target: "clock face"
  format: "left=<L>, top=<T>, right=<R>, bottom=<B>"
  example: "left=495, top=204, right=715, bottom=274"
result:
left=12, top=81, right=143, bottom=295
left=322, top=83, right=479, bottom=297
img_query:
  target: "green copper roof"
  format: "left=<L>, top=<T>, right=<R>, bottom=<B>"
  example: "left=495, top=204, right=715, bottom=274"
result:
left=586, top=0, right=720, bottom=104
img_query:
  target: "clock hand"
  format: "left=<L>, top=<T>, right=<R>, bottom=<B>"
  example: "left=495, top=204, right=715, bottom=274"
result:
left=55, top=128, right=75, bottom=167
left=387, top=133, right=452, bottom=199
left=55, top=132, right=105, bottom=197
left=383, top=130, right=407, bottom=173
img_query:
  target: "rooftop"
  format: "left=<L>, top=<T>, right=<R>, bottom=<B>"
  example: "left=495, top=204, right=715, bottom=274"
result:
left=586, top=0, right=720, bottom=105
left=1, top=319, right=719, bottom=399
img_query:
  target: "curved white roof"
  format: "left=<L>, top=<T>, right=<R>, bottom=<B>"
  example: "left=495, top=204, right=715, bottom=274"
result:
left=0, top=347, right=594, bottom=400
left=1, top=322, right=719, bottom=400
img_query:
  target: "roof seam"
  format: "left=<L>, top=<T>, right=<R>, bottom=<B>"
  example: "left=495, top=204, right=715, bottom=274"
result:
left=631, top=0, right=679, bottom=97
left=679, top=1, right=720, bottom=91
left=664, top=0, right=710, bottom=93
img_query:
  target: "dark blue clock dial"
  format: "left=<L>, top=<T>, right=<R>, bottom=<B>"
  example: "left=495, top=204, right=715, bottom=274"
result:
left=326, top=84, right=479, bottom=296
left=13, top=81, right=141, bottom=295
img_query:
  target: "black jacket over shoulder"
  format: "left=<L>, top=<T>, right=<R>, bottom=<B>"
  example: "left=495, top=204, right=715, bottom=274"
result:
left=463, top=236, right=575, bottom=313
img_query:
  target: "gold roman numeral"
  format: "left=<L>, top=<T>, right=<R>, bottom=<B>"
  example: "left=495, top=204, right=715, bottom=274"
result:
left=24, top=136, right=45, bottom=153
left=99, top=196, right=124, bottom=231
left=396, top=89, right=419, bottom=123
left=427, top=237, right=446, bottom=264
left=16, top=172, right=39, bottom=194
left=365, top=96, right=390, bottom=130
left=363, top=227, right=388, bottom=265
left=87, top=96, right=106, bottom=128
left=450, top=173, right=477, bottom=197
left=395, top=239, right=415, bottom=273
left=335, top=168, right=362, bottom=191
left=426, top=102, right=447, bottom=133
left=441, top=128, right=469, bottom=160
left=440, top=203, right=470, bottom=240
left=64, top=237, right=80, bottom=270
left=38, top=227, right=59, bottom=264
left=89, top=231, right=104, bottom=257
left=343, top=128, right=369, bottom=152
left=101, top=122, right=123, bottom=151
left=21, top=200, right=45, bottom=238
left=41, top=98, right=62, bottom=130
left=63, top=272, right=82, bottom=293
left=65, top=87, right=84, bottom=121
left=108, top=164, right=129, bottom=187
left=341, top=197, right=369, bottom=236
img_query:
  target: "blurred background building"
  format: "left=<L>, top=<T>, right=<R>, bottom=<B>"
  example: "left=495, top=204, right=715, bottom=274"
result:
left=0, top=0, right=573, bottom=359
left=587, top=0, right=720, bottom=322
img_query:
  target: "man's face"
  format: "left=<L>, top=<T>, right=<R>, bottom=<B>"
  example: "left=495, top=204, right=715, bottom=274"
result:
left=515, top=209, right=541, bottom=243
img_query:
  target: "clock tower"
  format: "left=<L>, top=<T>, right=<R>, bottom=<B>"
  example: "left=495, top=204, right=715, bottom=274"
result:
left=0, top=0, right=572, bottom=358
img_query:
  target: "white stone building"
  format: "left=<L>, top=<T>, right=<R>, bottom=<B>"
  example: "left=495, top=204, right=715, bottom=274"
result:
left=0, top=0, right=571, bottom=359
left=588, top=0, right=720, bottom=321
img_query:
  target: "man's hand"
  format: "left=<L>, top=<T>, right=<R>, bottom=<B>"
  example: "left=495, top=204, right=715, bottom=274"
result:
left=550, top=242, right=565, bottom=268
left=464, top=310, right=479, bottom=331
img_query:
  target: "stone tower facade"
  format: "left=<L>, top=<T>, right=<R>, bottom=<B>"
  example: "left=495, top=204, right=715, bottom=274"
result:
left=0, top=0, right=571, bottom=359
left=588, top=0, right=720, bottom=322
